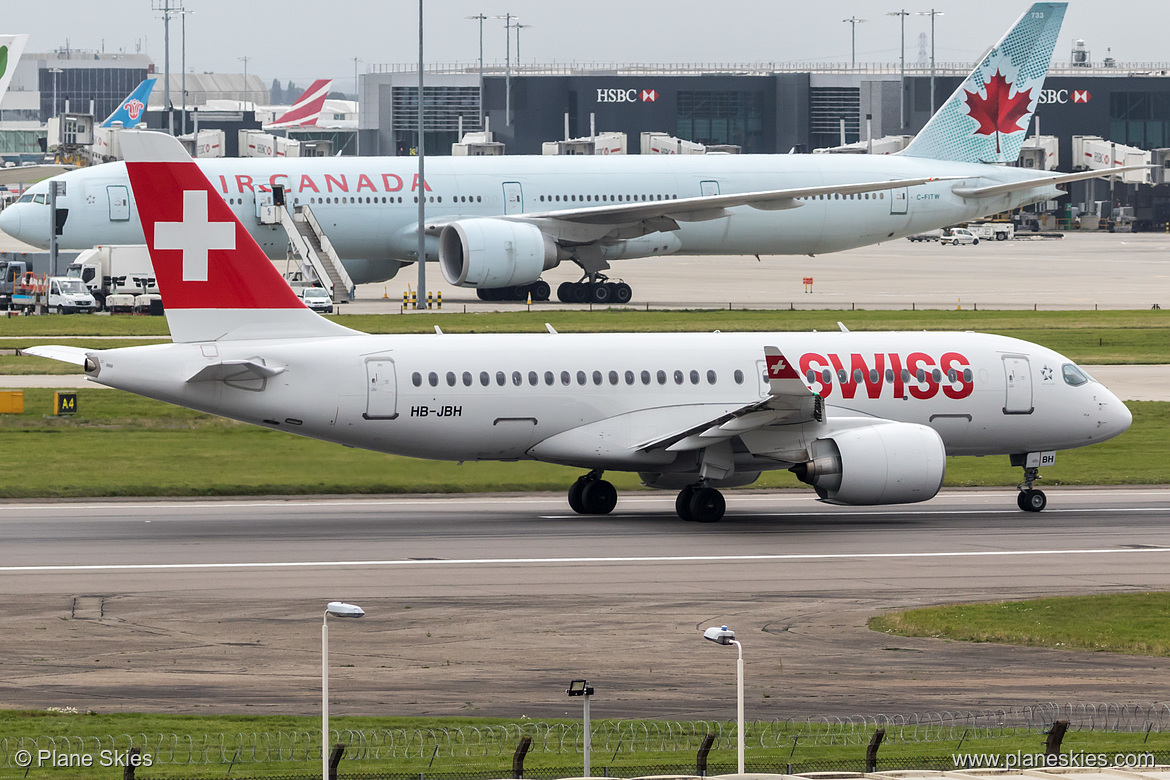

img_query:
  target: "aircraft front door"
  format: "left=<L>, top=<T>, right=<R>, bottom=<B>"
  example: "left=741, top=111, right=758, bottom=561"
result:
left=889, top=187, right=908, bottom=215
left=701, top=180, right=720, bottom=197
left=502, top=182, right=523, bottom=215
left=107, top=185, right=130, bottom=221
left=364, top=358, right=399, bottom=420
left=1002, top=355, right=1034, bottom=415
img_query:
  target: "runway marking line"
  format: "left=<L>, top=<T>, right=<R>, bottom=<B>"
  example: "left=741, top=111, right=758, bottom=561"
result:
left=3, top=546, right=1170, bottom=573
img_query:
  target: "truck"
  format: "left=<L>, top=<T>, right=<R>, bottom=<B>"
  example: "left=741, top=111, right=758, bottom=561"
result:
left=0, top=251, right=79, bottom=309
left=965, top=221, right=1015, bottom=241
left=9, top=274, right=96, bottom=314
left=65, top=244, right=157, bottom=312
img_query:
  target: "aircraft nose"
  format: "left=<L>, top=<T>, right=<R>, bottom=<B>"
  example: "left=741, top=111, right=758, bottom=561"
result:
left=1098, top=389, right=1132, bottom=441
left=0, top=206, right=21, bottom=239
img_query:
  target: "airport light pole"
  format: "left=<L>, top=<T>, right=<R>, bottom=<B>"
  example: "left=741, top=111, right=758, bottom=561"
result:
left=416, top=0, right=427, bottom=307
left=492, top=14, right=514, bottom=126
left=48, top=67, right=62, bottom=122
left=916, top=10, right=943, bottom=115
left=175, top=9, right=193, bottom=135
left=704, top=626, right=744, bottom=774
left=323, top=602, right=365, bottom=780
left=512, top=23, right=533, bottom=71
left=238, top=56, right=251, bottom=108
left=567, top=681, right=594, bottom=777
left=353, top=57, right=362, bottom=155
left=887, top=9, right=909, bottom=130
left=843, top=17, right=867, bottom=69
left=466, top=14, right=487, bottom=128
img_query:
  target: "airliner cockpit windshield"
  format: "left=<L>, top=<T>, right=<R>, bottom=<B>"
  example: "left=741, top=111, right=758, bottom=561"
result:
left=1062, top=364, right=1090, bottom=386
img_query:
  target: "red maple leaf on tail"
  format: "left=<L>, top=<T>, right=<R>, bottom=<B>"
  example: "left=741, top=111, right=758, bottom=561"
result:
left=964, top=70, right=1033, bottom=154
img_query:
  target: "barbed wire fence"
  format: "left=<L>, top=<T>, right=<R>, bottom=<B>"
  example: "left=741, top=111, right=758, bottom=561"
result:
left=3, top=703, right=1170, bottom=770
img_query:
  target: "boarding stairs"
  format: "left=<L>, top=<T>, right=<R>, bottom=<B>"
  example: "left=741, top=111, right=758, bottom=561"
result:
left=278, top=204, right=354, bottom=305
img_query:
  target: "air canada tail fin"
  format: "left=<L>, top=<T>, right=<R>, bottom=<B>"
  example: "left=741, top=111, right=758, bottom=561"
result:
left=266, top=78, right=332, bottom=129
left=900, top=2, right=1066, bottom=164
left=102, top=78, right=156, bottom=127
left=120, top=130, right=357, bottom=343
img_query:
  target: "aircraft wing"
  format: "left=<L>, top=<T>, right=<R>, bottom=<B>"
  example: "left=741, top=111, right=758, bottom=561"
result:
left=0, top=165, right=75, bottom=185
left=634, top=347, right=822, bottom=453
left=422, top=175, right=953, bottom=236
left=952, top=166, right=1152, bottom=199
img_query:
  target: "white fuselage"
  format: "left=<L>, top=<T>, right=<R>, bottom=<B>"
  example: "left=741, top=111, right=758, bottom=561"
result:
left=1, top=154, right=1060, bottom=285
left=84, top=330, right=1129, bottom=475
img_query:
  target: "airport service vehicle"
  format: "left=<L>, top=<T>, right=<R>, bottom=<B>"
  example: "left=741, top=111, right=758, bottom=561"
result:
left=26, top=132, right=1134, bottom=520
left=966, top=221, right=1015, bottom=241
left=942, top=228, right=979, bottom=246
left=65, top=244, right=156, bottom=311
left=2, top=3, right=1135, bottom=305
left=11, top=275, right=96, bottom=313
left=906, top=229, right=942, bottom=243
left=296, top=285, right=334, bottom=313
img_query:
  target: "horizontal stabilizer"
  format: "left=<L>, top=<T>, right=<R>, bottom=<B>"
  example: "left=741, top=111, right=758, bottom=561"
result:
left=21, top=345, right=92, bottom=366
left=952, top=166, right=1152, bottom=199
left=186, top=359, right=286, bottom=383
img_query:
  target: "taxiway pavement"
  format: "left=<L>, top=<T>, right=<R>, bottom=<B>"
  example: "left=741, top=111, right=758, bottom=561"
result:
left=2, top=489, right=1169, bottom=718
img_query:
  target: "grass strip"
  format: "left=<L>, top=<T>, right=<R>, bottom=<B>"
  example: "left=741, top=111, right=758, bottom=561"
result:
left=0, top=389, right=1163, bottom=497
left=870, top=593, right=1170, bottom=656
left=0, top=710, right=1168, bottom=780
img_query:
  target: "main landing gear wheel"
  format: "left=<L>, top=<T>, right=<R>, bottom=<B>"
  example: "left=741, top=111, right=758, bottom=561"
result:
left=675, top=485, right=725, bottom=522
left=1017, top=489, right=1047, bottom=512
left=475, top=280, right=551, bottom=302
left=567, top=471, right=617, bottom=515
left=556, top=280, right=633, bottom=305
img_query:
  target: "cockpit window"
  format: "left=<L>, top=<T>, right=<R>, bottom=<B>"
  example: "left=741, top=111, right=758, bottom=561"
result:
left=32, top=194, right=46, bottom=204
left=1062, top=363, right=1089, bottom=386
left=16, top=192, right=33, bottom=204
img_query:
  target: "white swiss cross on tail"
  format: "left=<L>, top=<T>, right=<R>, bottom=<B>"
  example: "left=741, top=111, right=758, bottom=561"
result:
left=154, top=190, right=235, bottom=282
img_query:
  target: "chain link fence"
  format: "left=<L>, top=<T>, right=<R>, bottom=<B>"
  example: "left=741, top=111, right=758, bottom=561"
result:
left=4, top=703, right=1170, bottom=772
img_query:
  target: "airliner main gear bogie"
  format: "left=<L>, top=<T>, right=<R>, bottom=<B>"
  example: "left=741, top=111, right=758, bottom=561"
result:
left=475, top=279, right=551, bottom=302
left=675, top=484, right=726, bottom=522
left=556, top=279, right=633, bottom=305
left=567, top=470, right=617, bottom=515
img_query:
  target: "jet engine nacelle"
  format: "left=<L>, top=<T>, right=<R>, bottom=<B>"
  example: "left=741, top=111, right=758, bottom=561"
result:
left=439, top=218, right=559, bottom=288
left=791, top=423, right=946, bottom=505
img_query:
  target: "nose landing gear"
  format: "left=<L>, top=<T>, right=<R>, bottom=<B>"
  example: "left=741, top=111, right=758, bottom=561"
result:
left=567, top=470, right=618, bottom=515
left=1016, top=465, right=1047, bottom=512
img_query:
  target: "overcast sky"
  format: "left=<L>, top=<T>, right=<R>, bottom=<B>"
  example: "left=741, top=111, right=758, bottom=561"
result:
left=7, top=1, right=1166, bottom=93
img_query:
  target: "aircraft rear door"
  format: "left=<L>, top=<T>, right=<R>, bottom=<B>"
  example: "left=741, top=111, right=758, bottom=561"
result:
left=503, top=182, right=523, bottom=215
left=1002, top=355, right=1034, bottom=415
left=107, top=185, right=130, bottom=221
left=364, top=358, right=399, bottom=420
left=889, top=187, right=908, bottom=215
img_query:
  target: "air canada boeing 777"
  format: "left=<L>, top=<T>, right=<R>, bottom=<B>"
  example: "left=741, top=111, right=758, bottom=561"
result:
left=0, top=3, right=1130, bottom=303
left=26, top=131, right=1132, bottom=521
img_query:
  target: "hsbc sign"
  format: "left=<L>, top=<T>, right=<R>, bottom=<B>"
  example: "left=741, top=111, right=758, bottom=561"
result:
left=596, top=88, right=658, bottom=104
left=1037, top=88, right=1092, bottom=104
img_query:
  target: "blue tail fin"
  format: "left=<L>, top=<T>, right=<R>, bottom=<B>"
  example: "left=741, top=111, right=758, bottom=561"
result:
left=900, top=3, right=1066, bottom=164
left=102, top=78, right=156, bottom=128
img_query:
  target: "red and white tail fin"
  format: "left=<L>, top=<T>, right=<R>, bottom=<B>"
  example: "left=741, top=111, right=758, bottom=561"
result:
left=266, top=79, right=332, bottom=129
left=120, top=130, right=356, bottom=343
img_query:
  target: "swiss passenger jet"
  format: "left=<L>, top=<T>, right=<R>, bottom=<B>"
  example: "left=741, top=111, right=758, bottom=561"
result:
left=26, top=131, right=1132, bottom=521
left=0, top=3, right=1126, bottom=304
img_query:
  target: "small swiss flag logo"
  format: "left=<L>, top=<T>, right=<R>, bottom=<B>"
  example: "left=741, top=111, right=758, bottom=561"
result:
left=641, top=89, right=658, bottom=102
left=1073, top=90, right=1091, bottom=103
